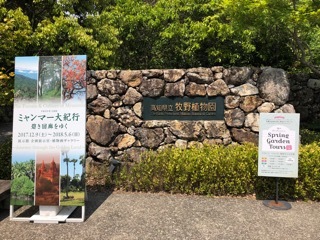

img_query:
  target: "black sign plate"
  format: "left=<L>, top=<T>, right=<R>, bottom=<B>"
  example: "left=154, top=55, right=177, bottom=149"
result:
left=142, top=96, right=225, bottom=120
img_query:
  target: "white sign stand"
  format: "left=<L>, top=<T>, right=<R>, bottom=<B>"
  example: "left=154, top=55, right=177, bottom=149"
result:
left=10, top=55, right=87, bottom=223
left=9, top=205, right=85, bottom=223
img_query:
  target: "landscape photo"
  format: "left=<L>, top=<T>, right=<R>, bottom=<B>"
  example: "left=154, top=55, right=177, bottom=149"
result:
left=38, top=56, right=62, bottom=104
left=11, top=55, right=87, bottom=208
left=10, top=150, right=35, bottom=206
left=14, top=56, right=39, bottom=103
left=35, top=151, right=60, bottom=206
left=62, top=55, right=87, bottom=106
left=60, top=149, right=85, bottom=206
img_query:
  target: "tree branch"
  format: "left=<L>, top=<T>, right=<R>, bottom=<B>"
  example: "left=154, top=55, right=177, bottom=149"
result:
left=292, top=29, right=320, bottom=77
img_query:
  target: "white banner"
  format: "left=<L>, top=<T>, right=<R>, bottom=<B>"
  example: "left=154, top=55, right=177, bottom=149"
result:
left=258, top=113, right=300, bottom=178
left=11, top=55, right=87, bottom=206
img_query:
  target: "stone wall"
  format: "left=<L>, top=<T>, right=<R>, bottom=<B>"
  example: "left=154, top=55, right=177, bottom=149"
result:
left=86, top=66, right=297, bottom=164
left=288, top=73, right=320, bottom=121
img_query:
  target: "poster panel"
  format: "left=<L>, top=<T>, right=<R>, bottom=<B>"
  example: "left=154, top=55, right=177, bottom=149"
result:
left=258, top=113, right=300, bottom=178
left=11, top=55, right=86, bottom=206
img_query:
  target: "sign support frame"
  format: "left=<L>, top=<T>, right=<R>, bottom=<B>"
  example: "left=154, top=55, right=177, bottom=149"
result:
left=9, top=205, right=85, bottom=223
left=258, top=113, right=300, bottom=210
left=262, top=177, right=292, bottom=210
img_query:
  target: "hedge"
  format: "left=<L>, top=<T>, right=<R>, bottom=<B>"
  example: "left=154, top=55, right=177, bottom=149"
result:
left=1, top=129, right=320, bottom=201
left=115, top=141, right=320, bottom=201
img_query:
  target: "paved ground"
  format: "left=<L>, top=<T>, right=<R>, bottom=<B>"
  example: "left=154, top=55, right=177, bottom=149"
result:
left=0, top=190, right=320, bottom=240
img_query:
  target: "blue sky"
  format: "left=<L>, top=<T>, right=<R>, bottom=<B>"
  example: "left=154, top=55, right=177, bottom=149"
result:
left=60, top=149, right=85, bottom=178
left=12, top=150, right=35, bottom=163
left=75, top=55, right=86, bottom=61
left=15, top=56, right=39, bottom=72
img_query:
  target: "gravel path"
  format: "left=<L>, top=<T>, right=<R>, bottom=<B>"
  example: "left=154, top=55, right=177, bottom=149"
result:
left=1, top=191, right=320, bottom=240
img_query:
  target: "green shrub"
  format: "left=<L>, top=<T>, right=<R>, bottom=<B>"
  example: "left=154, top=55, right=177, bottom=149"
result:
left=300, top=129, right=320, bottom=145
left=0, top=137, right=12, bottom=180
left=116, top=144, right=259, bottom=196
left=115, top=142, right=320, bottom=201
left=295, top=143, right=320, bottom=200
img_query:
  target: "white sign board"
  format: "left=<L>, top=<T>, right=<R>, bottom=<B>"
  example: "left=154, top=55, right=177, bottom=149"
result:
left=258, top=113, right=300, bottom=178
left=11, top=55, right=87, bottom=207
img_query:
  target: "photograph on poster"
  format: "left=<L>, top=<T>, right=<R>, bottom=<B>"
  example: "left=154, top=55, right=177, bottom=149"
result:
left=10, top=150, right=35, bottom=206
left=12, top=55, right=87, bottom=208
left=38, top=56, right=62, bottom=104
left=14, top=56, right=38, bottom=104
left=60, top=149, right=85, bottom=206
left=35, top=151, right=60, bottom=206
left=62, top=55, right=87, bottom=106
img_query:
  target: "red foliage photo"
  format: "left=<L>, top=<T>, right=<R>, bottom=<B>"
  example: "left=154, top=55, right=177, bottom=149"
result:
left=62, top=55, right=87, bottom=104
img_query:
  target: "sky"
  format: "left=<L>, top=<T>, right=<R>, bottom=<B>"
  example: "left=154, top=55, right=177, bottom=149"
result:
left=12, top=150, right=35, bottom=163
left=15, top=56, right=39, bottom=74
left=36, top=150, right=60, bottom=164
left=60, top=149, right=85, bottom=178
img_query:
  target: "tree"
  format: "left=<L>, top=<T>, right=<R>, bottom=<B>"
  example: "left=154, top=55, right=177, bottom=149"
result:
left=70, top=158, right=78, bottom=178
left=57, top=0, right=116, bottom=23
left=62, top=151, right=70, bottom=198
left=0, top=1, right=32, bottom=106
left=62, top=56, right=86, bottom=101
left=102, top=0, right=156, bottom=69
left=79, top=154, right=86, bottom=191
left=1, top=0, right=319, bottom=91
left=12, top=160, right=35, bottom=181
left=79, top=154, right=85, bottom=168
left=0, top=1, right=32, bottom=67
left=204, top=0, right=320, bottom=74
left=11, top=175, right=34, bottom=197
left=60, top=175, right=71, bottom=192
left=0, top=69, right=14, bottom=106
left=4, top=0, right=60, bottom=31
left=38, top=56, right=62, bottom=98
left=290, top=0, right=320, bottom=76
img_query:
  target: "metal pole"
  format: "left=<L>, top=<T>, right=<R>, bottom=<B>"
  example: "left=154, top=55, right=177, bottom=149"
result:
left=275, top=177, right=279, bottom=204
left=263, top=177, right=291, bottom=210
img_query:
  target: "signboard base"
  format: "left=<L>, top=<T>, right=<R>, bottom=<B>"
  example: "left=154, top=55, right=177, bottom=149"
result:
left=39, top=205, right=63, bottom=216
left=262, top=177, right=292, bottom=210
left=263, top=200, right=292, bottom=210
left=9, top=205, right=85, bottom=223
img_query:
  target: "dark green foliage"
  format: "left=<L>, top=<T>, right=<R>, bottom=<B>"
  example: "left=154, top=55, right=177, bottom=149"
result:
left=11, top=175, right=34, bottom=197
left=116, top=144, right=259, bottom=196
left=115, top=140, right=320, bottom=201
left=301, top=120, right=320, bottom=133
left=0, top=137, right=11, bottom=180
left=14, top=74, right=37, bottom=100
left=1, top=0, right=320, bottom=107
left=300, top=129, right=320, bottom=145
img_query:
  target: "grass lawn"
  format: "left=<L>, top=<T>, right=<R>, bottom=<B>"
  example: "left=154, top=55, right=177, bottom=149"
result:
left=60, top=191, right=85, bottom=206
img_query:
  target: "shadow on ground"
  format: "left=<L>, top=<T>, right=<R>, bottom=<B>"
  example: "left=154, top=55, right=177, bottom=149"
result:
left=0, top=189, right=113, bottom=222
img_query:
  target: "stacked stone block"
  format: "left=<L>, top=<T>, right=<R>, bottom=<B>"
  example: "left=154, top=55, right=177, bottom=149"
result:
left=86, top=67, right=294, bottom=164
